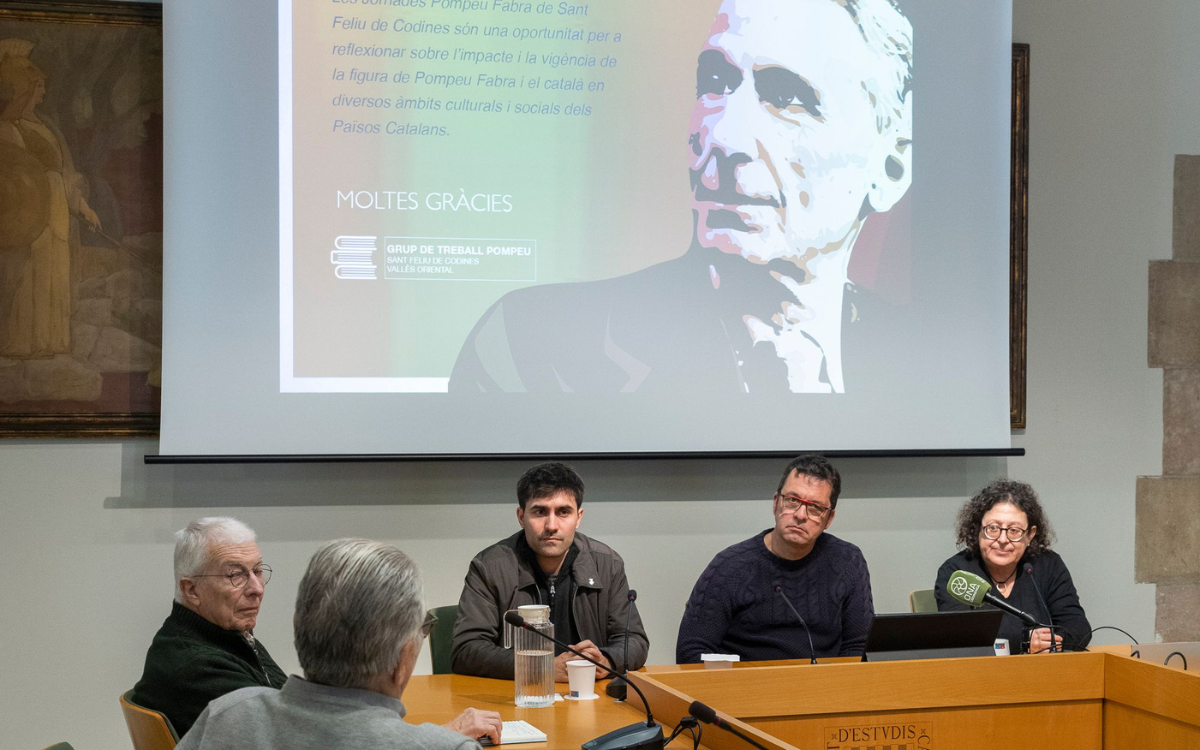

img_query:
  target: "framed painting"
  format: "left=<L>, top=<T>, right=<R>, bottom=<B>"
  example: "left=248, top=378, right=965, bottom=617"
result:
left=1011, top=43, right=1029, bottom=429
left=0, top=0, right=161, bottom=437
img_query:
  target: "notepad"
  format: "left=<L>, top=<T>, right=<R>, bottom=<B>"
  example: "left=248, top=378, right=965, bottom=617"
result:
left=480, top=720, right=548, bottom=745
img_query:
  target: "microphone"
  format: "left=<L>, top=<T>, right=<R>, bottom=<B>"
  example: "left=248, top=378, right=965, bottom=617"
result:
left=606, top=589, right=638, bottom=701
left=688, top=701, right=771, bottom=750
left=504, top=611, right=663, bottom=750
left=773, top=584, right=817, bottom=664
left=1024, top=563, right=1057, bottom=653
left=945, top=570, right=1046, bottom=627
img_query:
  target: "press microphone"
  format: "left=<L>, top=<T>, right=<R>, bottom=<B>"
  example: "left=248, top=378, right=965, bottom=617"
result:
left=1024, top=563, right=1057, bottom=653
left=606, top=589, right=638, bottom=701
left=773, top=584, right=817, bottom=664
left=504, top=611, right=663, bottom=750
left=688, top=701, right=771, bottom=750
left=945, top=570, right=1046, bottom=627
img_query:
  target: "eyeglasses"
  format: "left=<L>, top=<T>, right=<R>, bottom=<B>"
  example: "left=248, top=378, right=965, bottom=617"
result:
left=191, top=564, right=272, bottom=588
left=774, top=493, right=832, bottom=521
left=421, top=611, right=438, bottom=639
left=981, top=524, right=1028, bottom=542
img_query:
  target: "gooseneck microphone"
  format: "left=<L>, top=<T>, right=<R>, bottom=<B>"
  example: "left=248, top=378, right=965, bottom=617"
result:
left=1024, top=563, right=1057, bottom=653
left=945, top=570, right=1047, bottom=627
left=688, top=701, right=771, bottom=750
left=606, top=589, right=638, bottom=701
left=504, top=611, right=663, bottom=750
left=773, top=584, right=817, bottom=664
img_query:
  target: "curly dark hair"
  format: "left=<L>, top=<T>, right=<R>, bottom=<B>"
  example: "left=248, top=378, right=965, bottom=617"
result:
left=517, top=462, right=584, bottom=510
left=954, top=479, right=1055, bottom=557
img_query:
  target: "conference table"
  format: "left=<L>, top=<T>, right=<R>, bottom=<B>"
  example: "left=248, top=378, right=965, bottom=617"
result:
left=404, top=650, right=1200, bottom=750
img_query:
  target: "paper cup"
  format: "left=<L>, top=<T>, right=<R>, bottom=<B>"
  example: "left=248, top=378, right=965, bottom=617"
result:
left=566, top=659, right=596, bottom=698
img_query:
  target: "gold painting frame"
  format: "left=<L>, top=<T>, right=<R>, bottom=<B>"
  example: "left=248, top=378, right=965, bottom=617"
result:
left=0, top=0, right=162, bottom=437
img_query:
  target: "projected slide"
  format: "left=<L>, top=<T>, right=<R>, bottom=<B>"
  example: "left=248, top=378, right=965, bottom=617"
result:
left=282, top=0, right=919, bottom=395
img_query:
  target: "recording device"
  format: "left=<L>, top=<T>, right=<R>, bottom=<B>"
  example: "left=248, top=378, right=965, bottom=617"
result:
left=687, top=701, right=772, bottom=750
left=1024, top=563, right=1057, bottom=653
left=606, top=590, right=638, bottom=701
left=945, top=570, right=1046, bottom=627
left=504, top=611, right=664, bottom=750
left=773, top=584, right=817, bottom=664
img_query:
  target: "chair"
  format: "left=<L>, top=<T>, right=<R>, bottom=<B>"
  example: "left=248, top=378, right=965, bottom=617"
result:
left=428, top=604, right=459, bottom=675
left=119, top=691, right=179, bottom=750
left=909, top=588, right=938, bottom=613
left=41, top=744, right=75, bottom=750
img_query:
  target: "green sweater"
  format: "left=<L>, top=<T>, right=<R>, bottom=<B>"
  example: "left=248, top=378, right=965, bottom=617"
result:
left=131, top=601, right=288, bottom=737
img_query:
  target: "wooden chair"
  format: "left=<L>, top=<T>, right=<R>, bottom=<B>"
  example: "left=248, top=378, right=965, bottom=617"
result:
left=427, top=604, right=459, bottom=675
left=909, top=588, right=938, bottom=613
left=119, top=691, right=179, bottom=750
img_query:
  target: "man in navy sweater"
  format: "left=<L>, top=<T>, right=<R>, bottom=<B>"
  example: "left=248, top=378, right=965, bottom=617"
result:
left=676, top=455, right=874, bottom=663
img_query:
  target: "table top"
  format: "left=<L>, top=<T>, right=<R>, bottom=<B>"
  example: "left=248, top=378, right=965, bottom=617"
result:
left=402, top=674, right=677, bottom=750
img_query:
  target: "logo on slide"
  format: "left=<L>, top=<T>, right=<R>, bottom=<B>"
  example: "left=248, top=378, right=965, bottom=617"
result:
left=331, top=236, right=377, bottom=280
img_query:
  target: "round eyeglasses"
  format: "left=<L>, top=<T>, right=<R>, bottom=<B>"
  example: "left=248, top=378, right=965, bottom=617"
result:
left=191, top=564, right=272, bottom=588
left=981, top=524, right=1027, bottom=542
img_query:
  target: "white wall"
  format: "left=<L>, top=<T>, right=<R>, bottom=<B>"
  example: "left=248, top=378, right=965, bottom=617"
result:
left=3, top=0, right=1198, bottom=748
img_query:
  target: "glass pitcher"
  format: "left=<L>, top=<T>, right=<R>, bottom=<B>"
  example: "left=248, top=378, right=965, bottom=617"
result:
left=504, top=604, right=555, bottom=707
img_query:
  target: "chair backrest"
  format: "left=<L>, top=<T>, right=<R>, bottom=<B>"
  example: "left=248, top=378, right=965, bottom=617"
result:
left=119, top=691, right=179, bottom=750
left=40, top=743, right=75, bottom=750
left=428, top=604, right=459, bottom=675
left=909, top=588, right=938, bottom=613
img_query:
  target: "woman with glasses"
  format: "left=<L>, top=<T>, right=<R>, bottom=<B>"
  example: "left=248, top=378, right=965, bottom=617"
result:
left=934, top=479, right=1091, bottom=654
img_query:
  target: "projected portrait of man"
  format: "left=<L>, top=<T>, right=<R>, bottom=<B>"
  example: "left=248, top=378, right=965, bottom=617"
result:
left=450, top=0, right=913, bottom=394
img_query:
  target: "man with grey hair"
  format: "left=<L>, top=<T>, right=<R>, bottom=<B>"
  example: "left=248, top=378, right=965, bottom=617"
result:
left=177, top=539, right=502, bottom=749
left=451, top=0, right=914, bottom=395
left=130, top=517, right=286, bottom=737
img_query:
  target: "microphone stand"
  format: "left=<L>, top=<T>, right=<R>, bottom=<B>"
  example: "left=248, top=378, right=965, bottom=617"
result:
left=606, top=590, right=638, bottom=701
left=505, top=612, right=664, bottom=750
left=688, top=701, right=772, bottom=750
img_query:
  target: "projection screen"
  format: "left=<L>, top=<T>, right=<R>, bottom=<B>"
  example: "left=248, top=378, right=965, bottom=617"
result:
left=159, top=0, right=1013, bottom=456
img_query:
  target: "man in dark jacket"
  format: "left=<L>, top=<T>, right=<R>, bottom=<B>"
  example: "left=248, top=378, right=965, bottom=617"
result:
left=130, top=517, right=287, bottom=736
left=452, top=463, right=648, bottom=682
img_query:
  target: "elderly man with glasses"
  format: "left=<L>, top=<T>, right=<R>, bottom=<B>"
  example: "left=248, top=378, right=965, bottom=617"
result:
left=130, top=517, right=287, bottom=737
left=676, top=454, right=873, bottom=663
left=177, top=539, right=501, bottom=750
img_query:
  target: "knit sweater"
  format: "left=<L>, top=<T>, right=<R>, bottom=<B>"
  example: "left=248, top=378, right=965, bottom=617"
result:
left=676, top=531, right=874, bottom=663
left=131, top=601, right=287, bottom=737
left=177, top=677, right=479, bottom=750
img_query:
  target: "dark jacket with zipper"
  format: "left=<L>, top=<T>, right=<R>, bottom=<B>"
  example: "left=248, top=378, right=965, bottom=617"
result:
left=131, top=601, right=287, bottom=737
left=451, top=531, right=649, bottom=679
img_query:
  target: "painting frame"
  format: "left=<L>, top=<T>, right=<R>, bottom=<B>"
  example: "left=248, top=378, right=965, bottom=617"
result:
left=0, top=0, right=162, bottom=438
left=1011, top=43, right=1029, bottom=429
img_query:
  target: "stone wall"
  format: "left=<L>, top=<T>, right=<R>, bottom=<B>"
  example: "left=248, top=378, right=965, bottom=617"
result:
left=1137, top=155, right=1200, bottom=640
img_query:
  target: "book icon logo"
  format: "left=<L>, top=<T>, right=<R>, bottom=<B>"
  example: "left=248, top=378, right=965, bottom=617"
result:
left=332, top=236, right=377, bottom=279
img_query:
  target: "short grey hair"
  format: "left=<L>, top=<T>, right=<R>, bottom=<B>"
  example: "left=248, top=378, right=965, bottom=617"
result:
left=294, top=539, right=424, bottom=690
left=173, top=517, right=257, bottom=603
left=839, top=0, right=913, bottom=134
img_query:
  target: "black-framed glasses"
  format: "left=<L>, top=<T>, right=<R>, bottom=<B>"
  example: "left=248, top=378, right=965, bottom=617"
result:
left=421, top=611, right=438, bottom=638
left=774, top=493, right=832, bottom=520
left=981, top=524, right=1028, bottom=542
left=191, top=564, right=272, bottom=588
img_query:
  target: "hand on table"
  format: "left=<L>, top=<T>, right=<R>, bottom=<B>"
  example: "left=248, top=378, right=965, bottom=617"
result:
left=444, top=707, right=502, bottom=745
left=1029, top=627, right=1063, bottom=654
left=553, top=640, right=611, bottom=682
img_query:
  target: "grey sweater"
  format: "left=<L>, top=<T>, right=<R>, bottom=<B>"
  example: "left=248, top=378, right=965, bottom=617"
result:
left=176, top=676, right=480, bottom=750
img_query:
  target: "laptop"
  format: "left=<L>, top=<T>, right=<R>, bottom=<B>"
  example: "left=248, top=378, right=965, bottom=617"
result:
left=864, top=610, right=1005, bottom=661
